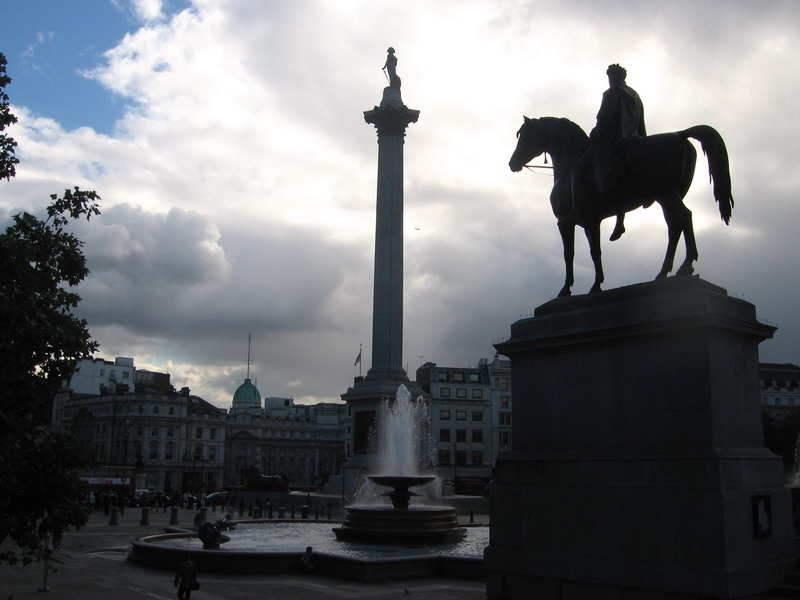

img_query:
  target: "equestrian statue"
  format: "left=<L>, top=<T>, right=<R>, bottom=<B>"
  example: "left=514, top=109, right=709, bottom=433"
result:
left=509, top=64, right=733, bottom=297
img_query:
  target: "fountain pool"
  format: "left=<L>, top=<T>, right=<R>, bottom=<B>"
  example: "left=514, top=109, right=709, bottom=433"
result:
left=128, top=520, right=488, bottom=581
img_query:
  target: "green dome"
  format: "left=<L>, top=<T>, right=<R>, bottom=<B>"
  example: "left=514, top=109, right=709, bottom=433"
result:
left=232, top=377, right=261, bottom=409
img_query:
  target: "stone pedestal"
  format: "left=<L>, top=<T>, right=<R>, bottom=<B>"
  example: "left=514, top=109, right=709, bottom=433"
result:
left=485, top=277, right=793, bottom=599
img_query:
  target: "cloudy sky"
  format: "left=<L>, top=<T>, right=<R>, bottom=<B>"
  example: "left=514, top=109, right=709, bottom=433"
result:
left=2, top=0, right=798, bottom=408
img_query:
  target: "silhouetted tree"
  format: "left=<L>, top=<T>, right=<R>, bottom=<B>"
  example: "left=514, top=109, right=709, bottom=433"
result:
left=762, top=408, right=800, bottom=473
left=0, top=52, right=101, bottom=565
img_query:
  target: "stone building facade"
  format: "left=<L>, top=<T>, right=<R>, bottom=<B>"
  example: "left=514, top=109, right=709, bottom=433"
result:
left=225, top=377, right=347, bottom=489
left=53, top=360, right=227, bottom=494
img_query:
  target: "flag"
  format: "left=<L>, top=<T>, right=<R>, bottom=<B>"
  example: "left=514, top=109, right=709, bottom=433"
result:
left=354, top=350, right=362, bottom=366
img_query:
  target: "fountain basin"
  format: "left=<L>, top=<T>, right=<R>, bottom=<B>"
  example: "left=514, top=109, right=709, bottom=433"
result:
left=127, top=520, right=486, bottom=582
left=333, top=505, right=465, bottom=543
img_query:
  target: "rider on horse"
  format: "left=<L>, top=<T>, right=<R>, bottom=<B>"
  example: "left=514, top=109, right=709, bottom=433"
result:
left=575, top=64, right=646, bottom=241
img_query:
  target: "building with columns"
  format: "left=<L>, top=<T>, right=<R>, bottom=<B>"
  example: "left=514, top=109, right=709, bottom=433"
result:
left=224, top=376, right=347, bottom=489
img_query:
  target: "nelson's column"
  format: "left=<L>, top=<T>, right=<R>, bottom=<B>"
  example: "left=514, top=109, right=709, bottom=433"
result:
left=341, top=48, right=426, bottom=479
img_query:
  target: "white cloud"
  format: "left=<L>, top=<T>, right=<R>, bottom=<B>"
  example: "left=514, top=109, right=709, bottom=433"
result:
left=2, top=0, right=799, bottom=407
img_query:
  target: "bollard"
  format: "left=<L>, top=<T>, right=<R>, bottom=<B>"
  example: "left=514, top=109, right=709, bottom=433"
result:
left=291, top=505, right=295, bottom=519
left=253, top=506, right=262, bottom=519
left=314, top=506, right=319, bottom=520
left=109, top=506, right=119, bottom=526
left=238, top=502, right=244, bottom=517
left=278, top=505, right=285, bottom=519
left=301, top=505, right=309, bottom=519
left=327, top=503, right=332, bottom=520
left=248, top=502, right=253, bottom=517
left=140, top=507, right=150, bottom=525
left=470, top=509, right=474, bottom=524
left=169, top=506, right=179, bottom=525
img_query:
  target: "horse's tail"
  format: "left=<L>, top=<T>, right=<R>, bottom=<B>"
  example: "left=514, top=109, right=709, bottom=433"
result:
left=679, top=125, right=734, bottom=224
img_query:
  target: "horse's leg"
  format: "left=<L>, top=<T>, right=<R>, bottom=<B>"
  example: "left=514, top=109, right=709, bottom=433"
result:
left=585, top=221, right=604, bottom=293
left=655, top=200, right=683, bottom=279
left=675, top=204, right=697, bottom=276
left=557, top=221, right=575, bottom=297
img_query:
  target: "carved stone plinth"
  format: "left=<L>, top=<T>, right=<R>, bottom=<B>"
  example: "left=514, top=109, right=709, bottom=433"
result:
left=486, top=277, right=793, bottom=600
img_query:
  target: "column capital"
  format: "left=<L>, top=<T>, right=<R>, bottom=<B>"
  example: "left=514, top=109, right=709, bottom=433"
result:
left=364, top=87, right=420, bottom=137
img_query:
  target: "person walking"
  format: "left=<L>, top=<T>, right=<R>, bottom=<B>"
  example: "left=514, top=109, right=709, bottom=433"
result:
left=174, top=553, right=198, bottom=600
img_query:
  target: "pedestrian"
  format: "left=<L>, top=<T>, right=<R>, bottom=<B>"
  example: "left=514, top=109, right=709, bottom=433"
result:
left=300, top=546, right=318, bottom=573
left=174, top=553, right=199, bottom=600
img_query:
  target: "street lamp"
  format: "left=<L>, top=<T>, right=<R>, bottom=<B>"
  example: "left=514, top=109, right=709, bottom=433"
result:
left=453, top=443, right=458, bottom=491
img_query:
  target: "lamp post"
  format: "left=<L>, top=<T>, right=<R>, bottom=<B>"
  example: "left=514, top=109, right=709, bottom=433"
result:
left=453, top=443, right=458, bottom=491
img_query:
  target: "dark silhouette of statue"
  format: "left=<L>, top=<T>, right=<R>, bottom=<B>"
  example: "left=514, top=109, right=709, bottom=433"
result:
left=383, top=47, right=401, bottom=88
left=589, top=64, right=646, bottom=241
left=509, top=116, right=732, bottom=297
left=241, top=464, right=288, bottom=491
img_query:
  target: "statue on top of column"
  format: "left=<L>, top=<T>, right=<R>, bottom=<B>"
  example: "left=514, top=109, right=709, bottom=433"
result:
left=382, top=47, right=401, bottom=88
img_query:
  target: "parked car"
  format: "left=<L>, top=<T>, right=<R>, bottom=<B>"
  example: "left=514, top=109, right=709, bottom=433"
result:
left=130, top=490, right=170, bottom=507
left=205, top=491, right=231, bottom=507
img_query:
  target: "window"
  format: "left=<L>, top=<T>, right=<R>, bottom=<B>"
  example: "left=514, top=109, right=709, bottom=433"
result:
left=167, top=426, right=174, bottom=437
left=456, top=410, right=466, bottom=420
left=122, top=371, right=129, bottom=379
left=499, top=431, right=511, bottom=446
left=440, top=409, right=451, bottom=420
left=151, top=428, right=158, bottom=436
left=499, top=377, right=509, bottom=390
left=138, top=405, right=144, bottom=414
left=437, top=372, right=449, bottom=382
left=136, top=426, right=143, bottom=436
left=209, top=449, right=216, bottom=461
left=210, top=428, right=217, bottom=440
left=456, top=388, right=467, bottom=398
left=153, top=405, right=159, bottom=414
left=100, top=369, right=105, bottom=376
left=472, top=429, right=483, bottom=443
left=499, top=413, right=512, bottom=425
left=471, top=451, right=483, bottom=465
left=169, top=406, right=174, bottom=415
left=456, top=429, right=467, bottom=443
left=165, top=447, right=173, bottom=460
left=440, top=387, right=451, bottom=398
left=438, top=450, right=451, bottom=465
left=196, top=427, right=203, bottom=439
left=453, top=372, right=465, bottom=382
left=471, top=389, right=483, bottom=399
left=149, top=443, right=159, bottom=460
left=439, top=429, right=451, bottom=442
left=472, top=411, right=483, bottom=421
left=501, top=395, right=510, bottom=409
left=456, top=450, right=467, bottom=465
left=469, top=373, right=480, bottom=382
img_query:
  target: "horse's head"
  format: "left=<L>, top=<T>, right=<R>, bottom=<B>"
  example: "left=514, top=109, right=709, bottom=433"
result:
left=509, top=116, right=545, bottom=172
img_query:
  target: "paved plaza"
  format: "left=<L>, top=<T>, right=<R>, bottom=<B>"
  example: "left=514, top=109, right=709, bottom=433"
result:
left=0, top=506, right=488, bottom=600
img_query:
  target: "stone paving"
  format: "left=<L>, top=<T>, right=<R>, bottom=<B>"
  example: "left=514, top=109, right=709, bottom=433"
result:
left=0, top=506, right=488, bottom=600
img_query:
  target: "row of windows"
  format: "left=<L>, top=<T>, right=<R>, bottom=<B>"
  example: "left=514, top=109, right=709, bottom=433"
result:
left=440, top=429, right=483, bottom=443
left=440, top=410, right=483, bottom=421
left=134, top=426, right=218, bottom=439
left=138, top=404, right=176, bottom=415
left=439, top=387, right=484, bottom=399
left=438, top=449, right=483, bottom=465
left=763, top=397, right=799, bottom=406
left=437, top=371, right=481, bottom=383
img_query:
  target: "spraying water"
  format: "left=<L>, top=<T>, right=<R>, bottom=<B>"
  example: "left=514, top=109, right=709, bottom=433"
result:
left=376, top=384, right=431, bottom=476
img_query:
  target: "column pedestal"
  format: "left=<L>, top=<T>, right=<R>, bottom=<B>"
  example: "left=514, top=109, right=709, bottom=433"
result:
left=486, top=277, right=793, bottom=599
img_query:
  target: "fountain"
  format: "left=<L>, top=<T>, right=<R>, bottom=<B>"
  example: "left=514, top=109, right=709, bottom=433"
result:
left=333, top=386, right=465, bottom=543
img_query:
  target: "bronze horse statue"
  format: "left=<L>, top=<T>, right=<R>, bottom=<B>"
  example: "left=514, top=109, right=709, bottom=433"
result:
left=509, top=116, right=733, bottom=297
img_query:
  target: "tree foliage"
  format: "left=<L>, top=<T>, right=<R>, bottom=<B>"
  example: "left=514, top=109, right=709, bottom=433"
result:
left=0, top=52, right=101, bottom=565
left=763, top=408, right=800, bottom=473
